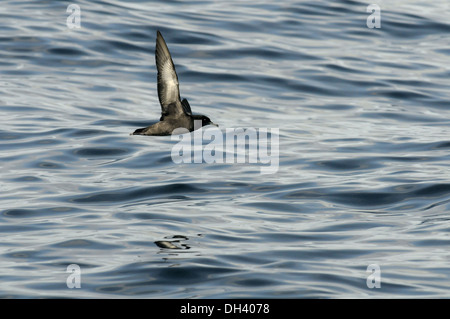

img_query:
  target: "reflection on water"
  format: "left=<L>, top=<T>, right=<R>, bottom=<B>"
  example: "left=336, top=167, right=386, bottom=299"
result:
left=155, top=235, right=192, bottom=250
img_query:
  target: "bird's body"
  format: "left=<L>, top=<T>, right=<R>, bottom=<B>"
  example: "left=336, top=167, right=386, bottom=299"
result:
left=132, top=31, right=216, bottom=136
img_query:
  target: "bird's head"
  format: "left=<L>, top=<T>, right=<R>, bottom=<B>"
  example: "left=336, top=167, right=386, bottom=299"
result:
left=200, top=115, right=218, bottom=128
left=193, top=115, right=218, bottom=129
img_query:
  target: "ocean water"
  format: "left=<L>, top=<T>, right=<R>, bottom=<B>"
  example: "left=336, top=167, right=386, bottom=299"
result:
left=0, top=0, right=449, bottom=298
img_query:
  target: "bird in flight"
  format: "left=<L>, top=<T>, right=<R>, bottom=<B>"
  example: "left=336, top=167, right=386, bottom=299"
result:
left=132, top=30, right=217, bottom=136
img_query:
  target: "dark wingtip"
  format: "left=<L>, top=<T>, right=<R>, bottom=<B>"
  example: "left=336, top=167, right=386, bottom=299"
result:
left=157, top=30, right=164, bottom=41
left=155, top=30, right=166, bottom=53
left=181, top=98, right=192, bottom=115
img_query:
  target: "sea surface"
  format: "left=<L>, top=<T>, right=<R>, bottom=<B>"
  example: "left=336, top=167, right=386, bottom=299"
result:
left=1, top=0, right=449, bottom=298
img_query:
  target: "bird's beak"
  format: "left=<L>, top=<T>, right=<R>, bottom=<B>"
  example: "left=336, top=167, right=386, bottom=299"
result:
left=210, top=122, right=219, bottom=127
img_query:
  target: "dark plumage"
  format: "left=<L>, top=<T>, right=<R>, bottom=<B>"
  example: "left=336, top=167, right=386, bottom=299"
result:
left=131, top=30, right=217, bottom=136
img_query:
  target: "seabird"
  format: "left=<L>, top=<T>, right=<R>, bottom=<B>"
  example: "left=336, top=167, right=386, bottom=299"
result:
left=131, top=30, right=217, bottom=136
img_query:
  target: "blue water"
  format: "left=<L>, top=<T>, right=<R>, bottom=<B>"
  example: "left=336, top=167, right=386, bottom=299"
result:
left=1, top=0, right=450, bottom=298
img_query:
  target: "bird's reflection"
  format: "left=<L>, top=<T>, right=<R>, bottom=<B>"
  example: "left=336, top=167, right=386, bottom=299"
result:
left=154, top=234, right=204, bottom=263
left=154, top=235, right=191, bottom=250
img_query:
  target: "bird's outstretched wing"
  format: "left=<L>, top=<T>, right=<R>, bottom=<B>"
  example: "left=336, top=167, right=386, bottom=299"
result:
left=181, top=98, right=192, bottom=115
left=155, top=30, right=184, bottom=117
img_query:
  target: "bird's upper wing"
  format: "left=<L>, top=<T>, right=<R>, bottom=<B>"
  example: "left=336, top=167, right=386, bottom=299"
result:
left=181, top=98, right=192, bottom=115
left=155, top=30, right=184, bottom=117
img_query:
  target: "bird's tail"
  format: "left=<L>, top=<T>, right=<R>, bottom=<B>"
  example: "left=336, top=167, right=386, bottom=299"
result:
left=131, top=127, right=146, bottom=135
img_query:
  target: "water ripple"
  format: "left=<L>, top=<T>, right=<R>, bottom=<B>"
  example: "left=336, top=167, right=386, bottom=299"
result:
left=1, top=0, right=449, bottom=298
